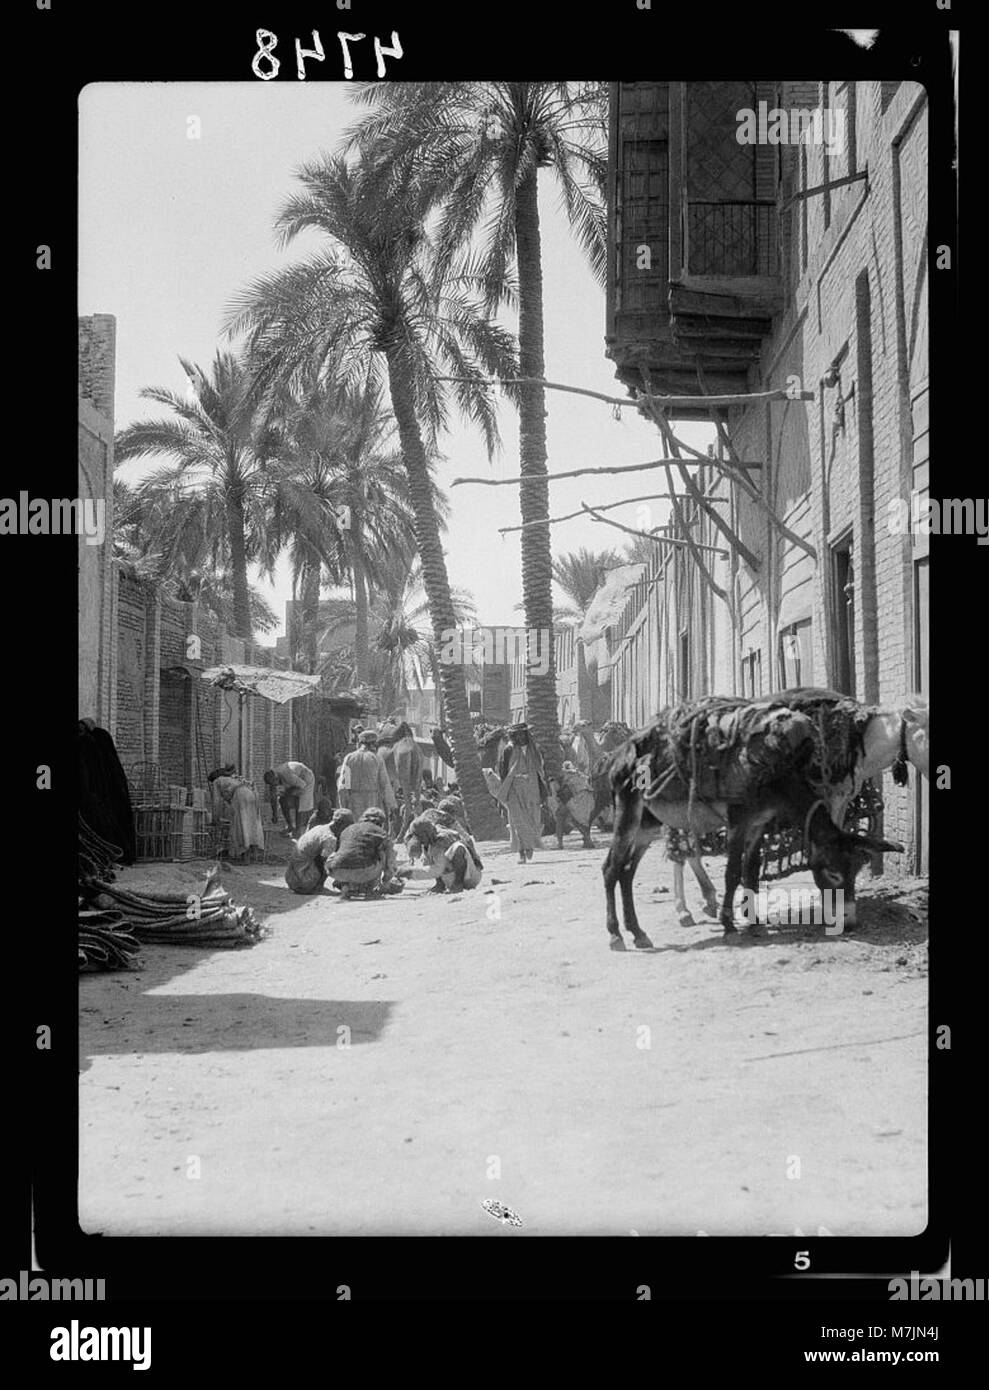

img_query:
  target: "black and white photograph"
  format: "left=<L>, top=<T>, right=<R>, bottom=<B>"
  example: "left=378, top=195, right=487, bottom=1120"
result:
left=10, top=0, right=975, bottom=1339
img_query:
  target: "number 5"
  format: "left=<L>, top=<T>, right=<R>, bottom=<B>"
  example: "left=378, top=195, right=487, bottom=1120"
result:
left=794, top=1250, right=810, bottom=1271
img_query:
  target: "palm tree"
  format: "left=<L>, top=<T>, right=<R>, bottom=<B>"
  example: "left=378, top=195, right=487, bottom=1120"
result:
left=114, top=353, right=273, bottom=640
left=371, top=553, right=478, bottom=713
left=317, top=553, right=478, bottom=717
left=112, top=477, right=279, bottom=633
left=225, top=153, right=517, bottom=840
left=348, top=82, right=609, bottom=779
left=552, top=546, right=623, bottom=620
left=261, top=379, right=421, bottom=677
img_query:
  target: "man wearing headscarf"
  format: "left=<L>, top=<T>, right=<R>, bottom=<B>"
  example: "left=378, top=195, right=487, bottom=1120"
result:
left=263, top=760, right=316, bottom=837
left=401, top=815, right=483, bottom=894
left=436, top=794, right=471, bottom=835
left=496, top=723, right=548, bottom=863
left=336, top=730, right=397, bottom=822
left=324, top=807, right=403, bottom=899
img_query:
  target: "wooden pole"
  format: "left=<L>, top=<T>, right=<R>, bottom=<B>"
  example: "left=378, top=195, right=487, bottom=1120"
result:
left=433, top=375, right=814, bottom=411
left=580, top=503, right=729, bottom=557
left=497, top=491, right=728, bottom=535
left=633, top=373, right=729, bottom=604
left=645, top=403, right=763, bottom=572
left=704, top=407, right=818, bottom=561
left=452, top=454, right=759, bottom=489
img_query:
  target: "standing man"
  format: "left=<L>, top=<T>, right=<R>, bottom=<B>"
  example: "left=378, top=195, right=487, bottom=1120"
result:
left=264, top=759, right=316, bottom=837
left=497, top=723, right=548, bottom=863
left=337, top=730, right=397, bottom=822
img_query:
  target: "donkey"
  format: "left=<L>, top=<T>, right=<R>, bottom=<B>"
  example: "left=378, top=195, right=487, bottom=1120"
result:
left=663, top=693, right=930, bottom=928
left=601, top=693, right=923, bottom=950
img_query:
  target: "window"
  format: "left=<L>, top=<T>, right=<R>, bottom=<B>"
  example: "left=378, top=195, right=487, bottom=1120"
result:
left=799, top=144, right=809, bottom=272
left=678, top=627, right=690, bottom=700
left=741, top=648, right=762, bottom=698
left=834, top=81, right=857, bottom=181
left=830, top=536, right=856, bottom=695
left=821, top=83, right=831, bottom=230
left=778, top=619, right=814, bottom=688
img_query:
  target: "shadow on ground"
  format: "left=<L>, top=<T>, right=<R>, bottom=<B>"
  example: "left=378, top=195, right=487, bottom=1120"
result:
left=80, top=992, right=393, bottom=1064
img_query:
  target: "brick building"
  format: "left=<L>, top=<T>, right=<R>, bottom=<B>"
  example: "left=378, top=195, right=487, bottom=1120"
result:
left=78, top=315, right=118, bottom=726
left=114, top=566, right=296, bottom=790
left=604, top=80, right=929, bottom=870
left=507, top=624, right=611, bottom=730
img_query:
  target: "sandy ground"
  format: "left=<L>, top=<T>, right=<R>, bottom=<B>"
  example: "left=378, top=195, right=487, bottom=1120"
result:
left=79, top=834, right=928, bottom=1238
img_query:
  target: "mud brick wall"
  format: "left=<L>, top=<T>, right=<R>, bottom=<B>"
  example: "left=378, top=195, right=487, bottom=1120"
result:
left=112, top=567, right=313, bottom=797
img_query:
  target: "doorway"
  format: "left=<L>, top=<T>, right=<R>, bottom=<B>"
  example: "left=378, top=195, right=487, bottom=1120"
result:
left=830, top=535, right=856, bottom=695
left=914, top=556, right=929, bottom=872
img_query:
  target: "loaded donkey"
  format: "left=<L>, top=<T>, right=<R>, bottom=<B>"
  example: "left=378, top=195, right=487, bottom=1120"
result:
left=602, top=687, right=928, bottom=950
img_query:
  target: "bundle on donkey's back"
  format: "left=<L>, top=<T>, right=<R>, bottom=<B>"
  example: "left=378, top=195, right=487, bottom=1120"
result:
left=602, top=688, right=927, bottom=951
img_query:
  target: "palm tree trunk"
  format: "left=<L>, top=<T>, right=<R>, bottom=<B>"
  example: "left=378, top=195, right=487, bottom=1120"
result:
left=515, top=169, right=562, bottom=782
left=225, top=481, right=253, bottom=642
left=301, top=561, right=320, bottom=673
left=350, top=509, right=371, bottom=685
left=385, top=349, right=507, bottom=841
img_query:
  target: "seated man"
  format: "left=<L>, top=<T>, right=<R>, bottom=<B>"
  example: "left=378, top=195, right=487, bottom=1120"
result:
left=401, top=815, right=483, bottom=894
left=285, top=809, right=354, bottom=894
left=324, top=807, right=404, bottom=899
left=435, top=794, right=471, bottom=836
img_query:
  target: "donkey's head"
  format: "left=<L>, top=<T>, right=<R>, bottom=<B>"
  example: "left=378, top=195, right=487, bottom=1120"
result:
left=806, top=802, right=904, bottom=929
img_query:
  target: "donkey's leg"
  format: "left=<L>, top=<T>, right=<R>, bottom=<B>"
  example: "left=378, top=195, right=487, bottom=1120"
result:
left=691, top=855, right=720, bottom=919
left=740, top=830, right=766, bottom=936
left=602, top=845, right=624, bottom=950
left=721, top=815, right=746, bottom=934
left=673, top=859, right=694, bottom=927
left=619, top=843, right=654, bottom=949
left=603, top=793, right=645, bottom=951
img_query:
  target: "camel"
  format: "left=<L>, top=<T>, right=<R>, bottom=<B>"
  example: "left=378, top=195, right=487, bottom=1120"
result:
left=378, top=719, right=422, bottom=837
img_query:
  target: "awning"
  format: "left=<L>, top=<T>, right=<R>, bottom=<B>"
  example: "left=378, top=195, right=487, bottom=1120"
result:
left=578, top=563, right=647, bottom=683
left=199, top=664, right=322, bottom=705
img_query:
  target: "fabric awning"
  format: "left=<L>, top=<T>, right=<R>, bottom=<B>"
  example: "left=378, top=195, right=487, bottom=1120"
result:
left=578, top=562, right=647, bottom=682
left=199, top=664, right=322, bottom=705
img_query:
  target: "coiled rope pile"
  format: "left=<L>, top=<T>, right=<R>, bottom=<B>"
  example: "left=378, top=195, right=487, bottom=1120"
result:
left=79, top=816, right=265, bottom=971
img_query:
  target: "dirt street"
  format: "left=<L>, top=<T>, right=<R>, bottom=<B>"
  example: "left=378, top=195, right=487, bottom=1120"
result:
left=79, top=837, right=928, bottom=1237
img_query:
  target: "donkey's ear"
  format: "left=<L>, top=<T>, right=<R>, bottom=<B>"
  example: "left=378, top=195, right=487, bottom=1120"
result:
left=841, top=830, right=905, bottom=855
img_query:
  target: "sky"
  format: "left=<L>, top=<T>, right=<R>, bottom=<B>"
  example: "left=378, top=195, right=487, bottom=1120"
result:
left=79, top=82, right=715, bottom=644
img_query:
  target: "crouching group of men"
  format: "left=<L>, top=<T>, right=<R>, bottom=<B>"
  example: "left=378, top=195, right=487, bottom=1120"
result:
left=284, top=794, right=483, bottom=901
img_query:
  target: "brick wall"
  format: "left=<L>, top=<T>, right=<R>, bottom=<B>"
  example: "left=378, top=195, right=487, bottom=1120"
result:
left=112, top=566, right=315, bottom=796
left=78, top=314, right=117, bottom=730
left=608, top=80, right=929, bottom=872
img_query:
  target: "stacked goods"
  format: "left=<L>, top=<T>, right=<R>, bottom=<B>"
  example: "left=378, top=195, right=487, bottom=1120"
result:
left=79, top=817, right=124, bottom=884
left=627, top=689, right=870, bottom=809
left=619, top=689, right=884, bottom=882
left=79, top=818, right=265, bottom=965
left=88, top=878, right=265, bottom=947
left=79, top=907, right=141, bottom=971
left=79, top=818, right=141, bottom=971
